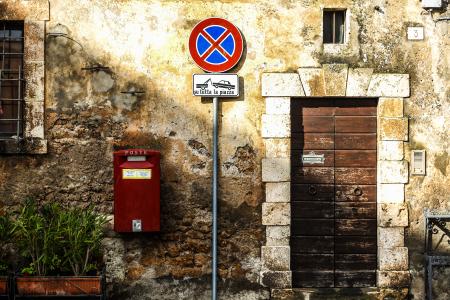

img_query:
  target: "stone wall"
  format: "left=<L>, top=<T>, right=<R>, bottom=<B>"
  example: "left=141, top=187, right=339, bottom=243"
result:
left=0, top=0, right=448, bottom=299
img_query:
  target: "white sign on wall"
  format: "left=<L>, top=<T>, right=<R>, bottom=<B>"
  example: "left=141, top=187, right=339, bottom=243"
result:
left=193, top=74, right=239, bottom=97
left=407, top=27, right=424, bottom=40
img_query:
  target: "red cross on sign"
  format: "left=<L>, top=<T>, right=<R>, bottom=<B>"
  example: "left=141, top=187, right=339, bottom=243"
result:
left=188, top=18, right=243, bottom=73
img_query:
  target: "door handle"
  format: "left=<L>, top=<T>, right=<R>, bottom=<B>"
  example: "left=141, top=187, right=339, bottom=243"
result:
left=354, top=187, right=363, bottom=196
left=308, top=185, right=317, bottom=195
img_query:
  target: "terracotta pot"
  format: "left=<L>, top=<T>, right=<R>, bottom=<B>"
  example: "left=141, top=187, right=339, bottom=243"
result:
left=16, top=276, right=102, bottom=296
left=0, top=276, right=7, bottom=295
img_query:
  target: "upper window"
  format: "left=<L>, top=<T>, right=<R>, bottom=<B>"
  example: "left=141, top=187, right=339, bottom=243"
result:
left=0, top=21, right=24, bottom=142
left=323, top=10, right=346, bottom=44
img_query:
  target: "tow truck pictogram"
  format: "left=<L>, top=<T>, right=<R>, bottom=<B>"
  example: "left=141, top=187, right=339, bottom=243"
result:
left=196, top=78, right=212, bottom=90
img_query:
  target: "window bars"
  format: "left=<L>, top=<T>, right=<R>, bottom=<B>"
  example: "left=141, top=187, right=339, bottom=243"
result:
left=0, top=21, right=24, bottom=144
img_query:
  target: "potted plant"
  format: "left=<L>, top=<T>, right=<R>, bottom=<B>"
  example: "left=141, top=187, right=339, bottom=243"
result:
left=13, top=200, right=107, bottom=296
left=0, top=213, right=13, bottom=296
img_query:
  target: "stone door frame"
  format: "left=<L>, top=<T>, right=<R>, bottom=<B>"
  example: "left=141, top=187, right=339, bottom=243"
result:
left=260, top=64, right=411, bottom=293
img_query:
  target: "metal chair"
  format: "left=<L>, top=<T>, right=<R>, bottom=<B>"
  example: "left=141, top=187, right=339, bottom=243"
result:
left=424, top=210, right=450, bottom=300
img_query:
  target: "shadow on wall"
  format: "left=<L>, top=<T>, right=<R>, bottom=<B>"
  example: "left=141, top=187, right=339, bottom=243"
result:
left=0, top=19, right=266, bottom=300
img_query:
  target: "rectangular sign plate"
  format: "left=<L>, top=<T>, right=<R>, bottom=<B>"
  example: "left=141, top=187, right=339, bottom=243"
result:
left=122, top=169, right=152, bottom=179
left=407, top=27, right=424, bottom=40
left=193, top=74, right=239, bottom=97
left=302, top=152, right=325, bottom=165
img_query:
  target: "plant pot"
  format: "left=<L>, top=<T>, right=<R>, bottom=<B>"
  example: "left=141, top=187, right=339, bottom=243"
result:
left=0, top=276, right=7, bottom=295
left=16, top=276, right=102, bottom=296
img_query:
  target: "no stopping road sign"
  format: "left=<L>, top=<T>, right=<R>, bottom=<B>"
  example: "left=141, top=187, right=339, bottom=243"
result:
left=188, top=18, right=243, bottom=73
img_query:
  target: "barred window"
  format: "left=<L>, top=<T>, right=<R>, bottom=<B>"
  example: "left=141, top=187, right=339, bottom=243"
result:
left=0, top=21, right=24, bottom=142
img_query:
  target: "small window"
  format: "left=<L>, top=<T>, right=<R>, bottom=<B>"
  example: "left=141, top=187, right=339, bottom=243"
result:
left=323, top=10, right=346, bottom=44
left=0, top=21, right=24, bottom=142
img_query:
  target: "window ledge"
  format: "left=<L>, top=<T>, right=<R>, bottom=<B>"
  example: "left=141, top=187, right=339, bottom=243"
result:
left=323, top=43, right=349, bottom=54
left=0, top=137, right=47, bottom=154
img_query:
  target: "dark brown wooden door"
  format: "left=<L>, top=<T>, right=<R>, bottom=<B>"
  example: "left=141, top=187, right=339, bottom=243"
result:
left=291, top=99, right=377, bottom=288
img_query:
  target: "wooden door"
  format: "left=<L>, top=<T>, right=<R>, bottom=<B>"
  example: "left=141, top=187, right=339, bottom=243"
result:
left=291, top=99, right=377, bottom=288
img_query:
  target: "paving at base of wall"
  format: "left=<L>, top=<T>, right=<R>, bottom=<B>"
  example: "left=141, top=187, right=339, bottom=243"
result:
left=271, top=287, right=409, bottom=300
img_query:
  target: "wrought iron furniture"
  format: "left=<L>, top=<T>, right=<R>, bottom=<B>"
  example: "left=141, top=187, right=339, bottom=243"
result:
left=424, top=210, right=450, bottom=300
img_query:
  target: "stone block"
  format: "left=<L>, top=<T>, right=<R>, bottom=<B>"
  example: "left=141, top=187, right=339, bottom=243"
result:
left=270, top=289, right=296, bottom=300
left=266, top=182, right=290, bottom=202
left=262, top=203, right=290, bottom=225
left=379, top=141, right=404, bottom=161
left=346, top=68, right=373, bottom=96
left=377, top=289, right=409, bottom=300
left=323, top=64, right=348, bottom=96
left=262, top=158, right=290, bottom=182
left=266, top=97, right=291, bottom=115
left=378, top=203, right=408, bottom=227
left=265, top=139, right=290, bottom=158
left=25, top=101, right=44, bottom=139
left=379, top=184, right=405, bottom=204
left=378, top=247, right=409, bottom=271
left=378, top=227, right=405, bottom=248
left=0, top=0, right=50, bottom=21
left=262, top=114, right=291, bottom=138
left=379, top=98, right=404, bottom=117
left=380, top=118, right=409, bottom=141
left=380, top=161, right=408, bottom=184
left=261, top=246, right=290, bottom=271
left=377, top=271, right=410, bottom=288
left=23, top=0, right=50, bottom=21
left=262, top=73, right=305, bottom=97
left=367, top=74, right=410, bottom=97
left=24, top=137, right=47, bottom=154
left=298, top=68, right=325, bottom=96
left=24, top=20, right=45, bottom=61
left=266, top=226, right=290, bottom=246
left=261, top=271, right=292, bottom=288
left=24, top=61, right=45, bottom=102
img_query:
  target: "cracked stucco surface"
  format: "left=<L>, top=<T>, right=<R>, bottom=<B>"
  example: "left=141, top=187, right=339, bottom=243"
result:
left=0, top=0, right=448, bottom=299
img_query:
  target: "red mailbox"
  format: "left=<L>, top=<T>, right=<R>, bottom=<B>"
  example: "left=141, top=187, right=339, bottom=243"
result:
left=113, top=149, right=161, bottom=232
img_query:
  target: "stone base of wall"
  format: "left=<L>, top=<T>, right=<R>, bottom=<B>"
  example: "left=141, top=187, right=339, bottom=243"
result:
left=271, top=288, right=409, bottom=300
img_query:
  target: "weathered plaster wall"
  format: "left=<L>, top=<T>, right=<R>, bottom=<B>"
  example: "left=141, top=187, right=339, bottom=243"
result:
left=0, top=0, right=448, bottom=299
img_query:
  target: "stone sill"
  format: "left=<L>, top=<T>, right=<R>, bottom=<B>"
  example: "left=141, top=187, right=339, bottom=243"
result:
left=0, top=138, right=47, bottom=154
left=271, top=287, right=408, bottom=300
left=323, top=43, right=349, bottom=55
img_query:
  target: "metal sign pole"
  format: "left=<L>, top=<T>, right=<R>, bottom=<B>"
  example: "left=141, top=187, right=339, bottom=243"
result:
left=212, top=96, right=218, bottom=300
left=189, top=18, right=243, bottom=300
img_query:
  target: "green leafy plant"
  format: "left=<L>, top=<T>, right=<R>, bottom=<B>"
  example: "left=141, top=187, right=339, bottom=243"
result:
left=60, top=206, right=108, bottom=276
left=13, top=200, right=64, bottom=275
left=13, top=200, right=107, bottom=276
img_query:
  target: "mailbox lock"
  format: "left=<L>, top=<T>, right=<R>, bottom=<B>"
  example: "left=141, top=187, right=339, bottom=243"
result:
left=132, top=220, right=142, bottom=232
